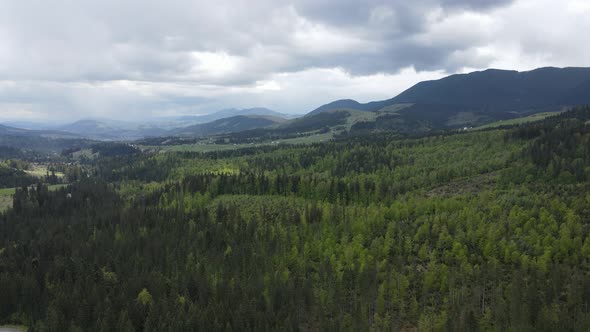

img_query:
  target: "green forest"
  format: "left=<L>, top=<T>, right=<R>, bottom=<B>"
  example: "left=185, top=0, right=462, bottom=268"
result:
left=2, top=107, right=590, bottom=331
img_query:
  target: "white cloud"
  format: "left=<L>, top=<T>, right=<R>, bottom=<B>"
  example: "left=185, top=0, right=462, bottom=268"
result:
left=188, top=51, right=243, bottom=80
left=291, top=18, right=374, bottom=55
left=475, top=0, right=590, bottom=70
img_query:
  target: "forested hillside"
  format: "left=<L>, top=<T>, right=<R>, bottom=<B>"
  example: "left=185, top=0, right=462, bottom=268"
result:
left=2, top=107, right=590, bottom=331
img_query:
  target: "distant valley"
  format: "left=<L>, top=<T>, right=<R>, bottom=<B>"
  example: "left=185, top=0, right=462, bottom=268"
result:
left=2, top=67, right=590, bottom=143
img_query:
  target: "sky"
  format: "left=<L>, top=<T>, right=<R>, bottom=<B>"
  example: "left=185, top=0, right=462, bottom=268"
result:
left=0, top=0, right=589, bottom=122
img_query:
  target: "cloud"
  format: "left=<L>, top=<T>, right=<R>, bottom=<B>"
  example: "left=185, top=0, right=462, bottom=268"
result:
left=0, top=0, right=514, bottom=83
left=0, top=0, right=588, bottom=121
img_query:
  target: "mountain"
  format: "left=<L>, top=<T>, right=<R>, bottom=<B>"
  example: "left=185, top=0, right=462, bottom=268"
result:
left=0, top=124, right=35, bottom=136
left=173, top=115, right=285, bottom=137
left=57, top=119, right=136, bottom=140
left=389, top=67, right=590, bottom=107
left=308, top=67, right=590, bottom=129
left=57, top=119, right=169, bottom=140
left=308, top=99, right=390, bottom=115
left=0, top=124, right=79, bottom=138
left=2, top=121, right=60, bottom=131
left=167, top=107, right=289, bottom=125
left=276, top=110, right=362, bottom=134
left=59, top=119, right=115, bottom=133
left=52, top=109, right=288, bottom=140
left=215, top=109, right=386, bottom=144
left=0, top=124, right=90, bottom=153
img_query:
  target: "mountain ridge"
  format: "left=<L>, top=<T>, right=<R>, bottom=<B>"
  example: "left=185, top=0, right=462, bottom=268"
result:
left=308, top=67, right=590, bottom=121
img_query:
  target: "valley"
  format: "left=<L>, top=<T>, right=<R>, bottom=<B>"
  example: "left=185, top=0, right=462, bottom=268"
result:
left=4, top=67, right=589, bottom=144
left=1, top=106, right=590, bottom=330
left=1, top=67, right=590, bottom=331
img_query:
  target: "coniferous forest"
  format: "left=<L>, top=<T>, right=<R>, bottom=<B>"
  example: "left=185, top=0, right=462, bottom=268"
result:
left=3, top=107, right=590, bottom=331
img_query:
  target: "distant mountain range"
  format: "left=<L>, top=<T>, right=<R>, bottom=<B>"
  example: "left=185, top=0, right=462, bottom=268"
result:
left=52, top=107, right=288, bottom=140
left=0, top=108, right=290, bottom=140
left=0, top=124, right=89, bottom=152
left=3, top=67, right=590, bottom=141
left=309, top=67, right=590, bottom=128
left=57, top=119, right=136, bottom=140
left=56, top=119, right=168, bottom=140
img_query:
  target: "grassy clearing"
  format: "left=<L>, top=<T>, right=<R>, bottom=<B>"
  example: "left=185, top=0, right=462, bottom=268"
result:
left=473, top=111, right=563, bottom=130
left=275, top=132, right=333, bottom=144
left=0, top=187, right=16, bottom=195
left=0, top=325, right=28, bottom=332
left=71, top=148, right=98, bottom=161
left=0, top=194, right=13, bottom=212
left=0, top=184, right=68, bottom=212
left=343, top=110, right=377, bottom=130
left=376, top=103, right=413, bottom=113
left=24, top=164, right=65, bottom=178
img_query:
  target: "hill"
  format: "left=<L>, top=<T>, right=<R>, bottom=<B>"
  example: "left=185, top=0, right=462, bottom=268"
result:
left=208, top=109, right=381, bottom=145
left=57, top=119, right=169, bottom=140
left=173, top=115, right=285, bottom=137
left=32, top=109, right=288, bottom=140
left=308, top=99, right=391, bottom=115
left=169, top=107, right=289, bottom=125
left=0, top=124, right=91, bottom=153
left=390, top=67, right=590, bottom=107
left=0, top=124, right=34, bottom=136
left=57, top=119, right=138, bottom=140
left=0, top=124, right=78, bottom=138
